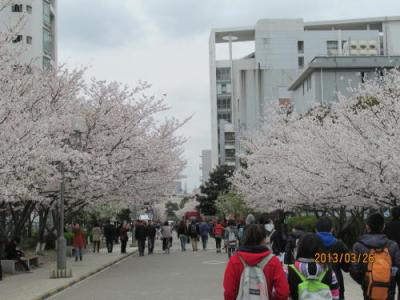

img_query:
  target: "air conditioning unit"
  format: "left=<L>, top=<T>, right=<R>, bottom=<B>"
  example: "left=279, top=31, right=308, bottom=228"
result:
left=368, top=40, right=378, bottom=56
left=350, top=40, right=359, bottom=55
left=359, top=40, right=368, bottom=55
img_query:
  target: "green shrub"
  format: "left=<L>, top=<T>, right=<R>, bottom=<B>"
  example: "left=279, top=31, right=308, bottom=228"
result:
left=287, top=215, right=318, bottom=232
left=64, top=232, right=74, bottom=246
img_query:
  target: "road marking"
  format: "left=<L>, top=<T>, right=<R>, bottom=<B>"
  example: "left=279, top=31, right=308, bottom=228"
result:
left=203, top=260, right=225, bottom=265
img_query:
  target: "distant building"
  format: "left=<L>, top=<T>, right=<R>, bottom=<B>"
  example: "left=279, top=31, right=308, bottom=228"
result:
left=200, top=149, right=212, bottom=184
left=0, top=0, right=57, bottom=69
left=175, top=181, right=183, bottom=194
left=209, top=16, right=400, bottom=168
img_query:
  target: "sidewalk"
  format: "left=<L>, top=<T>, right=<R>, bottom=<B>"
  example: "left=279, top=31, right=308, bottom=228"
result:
left=1, top=245, right=137, bottom=300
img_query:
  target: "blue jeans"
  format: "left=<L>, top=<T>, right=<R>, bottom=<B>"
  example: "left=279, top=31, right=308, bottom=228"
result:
left=179, top=235, right=187, bottom=251
left=74, top=247, right=82, bottom=260
left=201, top=236, right=208, bottom=250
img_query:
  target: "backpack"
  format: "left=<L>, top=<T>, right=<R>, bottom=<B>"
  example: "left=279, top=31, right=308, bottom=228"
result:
left=236, top=253, right=273, bottom=300
left=190, top=224, right=197, bottom=235
left=364, top=246, right=392, bottom=300
left=289, top=264, right=332, bottom=300
left=228, top=229, right=237, bottom=246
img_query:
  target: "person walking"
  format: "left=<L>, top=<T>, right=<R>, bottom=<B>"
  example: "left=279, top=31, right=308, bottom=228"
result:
left=72, top=224, right=85, bottom=262
left=177, top=220, right=188, bottom=251
left=161, top=221, right=172, bottom=254
left=91, top=223, right=102, bottom=253
left=120, top=223, right=129, bottom=254
left=316, top=217, right=349, bottom=300
left=224, top=219, right=239, bottom=258
left=287, top=233, right=340, bottom=300
left=199, top=220, right=210, bottom=251
left=214, top=220, right=224, bottom=253
left=284, top=224, right=305, bottom=265
left=223, top=224, right=289, bottom=300
left=188, top=219, right=200, bottom=252
left=135, top=220, right=147, bottom=256
left=147, top=220, right=156, bottom=255
left=385, top=206, right=400, bottom=299
left=350, top=213, right=400, bottom=300
left=103, top=220, right=116, bottom=253
left=270, top=220, right=287, bottom=260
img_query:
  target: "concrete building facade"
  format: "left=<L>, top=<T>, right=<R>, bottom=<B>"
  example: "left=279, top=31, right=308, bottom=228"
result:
left=0, top=0, right=57, bottom=68
left=209, top=16, right=400, bottom=168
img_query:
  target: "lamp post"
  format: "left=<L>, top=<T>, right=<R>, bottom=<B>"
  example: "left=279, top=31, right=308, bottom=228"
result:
left=51, top=116, right=86, bottom=279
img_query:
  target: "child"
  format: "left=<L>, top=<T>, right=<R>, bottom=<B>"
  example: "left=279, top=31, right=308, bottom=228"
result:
left=73, top=224, right=86, bottom=262
left=287, top=233, right=339, bottom=300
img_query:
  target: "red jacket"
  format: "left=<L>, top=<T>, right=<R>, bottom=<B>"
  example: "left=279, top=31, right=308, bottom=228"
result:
left=214, top=224, right=224, bottom=237
left=223, top=247, right=289, bottom=300
left=73, top=230, right=85, bottom=248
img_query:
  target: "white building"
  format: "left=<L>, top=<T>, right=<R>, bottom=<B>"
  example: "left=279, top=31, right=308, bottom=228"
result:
left=200, top=149, right=212, bottom=184
left=0, top=0, right=57, bottom=68
left=209, top=17, right=400, bottom=168
left=289, top=56, right=400, bottom=113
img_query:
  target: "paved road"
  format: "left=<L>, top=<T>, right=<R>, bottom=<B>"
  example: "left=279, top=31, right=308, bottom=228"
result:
left=50, top=235, right=365, bottom=300
left=50, top=237, right=227, bottom=300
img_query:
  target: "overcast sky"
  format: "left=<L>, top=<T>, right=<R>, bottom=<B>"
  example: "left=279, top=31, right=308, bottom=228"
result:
left=58, top=0, right=400, bottom=191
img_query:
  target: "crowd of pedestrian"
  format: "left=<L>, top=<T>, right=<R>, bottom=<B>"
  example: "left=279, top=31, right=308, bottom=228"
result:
left=222, top=209, right=400, bottom=300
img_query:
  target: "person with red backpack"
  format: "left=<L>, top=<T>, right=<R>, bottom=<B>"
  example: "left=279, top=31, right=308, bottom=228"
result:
left=350, top=213, right=400, bottom=300
left=223, top=224, right=289, bottom=300
left=214, top=220, right=225, bottom=253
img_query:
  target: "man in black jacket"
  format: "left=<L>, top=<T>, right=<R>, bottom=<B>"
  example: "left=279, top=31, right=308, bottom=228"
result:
left=135, top=220, right=147, bottom=256
left=103, top=220, right=116, bottom=253
left=316, top=217, right=349, bottom=300
left=350, top=213, right=400, bottom=300
left=147, top=221, right=156, bottom=255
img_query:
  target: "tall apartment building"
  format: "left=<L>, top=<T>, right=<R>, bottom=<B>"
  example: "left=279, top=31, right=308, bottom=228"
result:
left=209, top=17, right=400, bottom=168
left=200, top=149, right=212, bottom=184
left=0, top=0, right=57, bottom=69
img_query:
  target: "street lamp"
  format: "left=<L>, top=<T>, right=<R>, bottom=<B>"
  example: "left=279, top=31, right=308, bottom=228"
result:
left=51, top=116, right=86, bottom=279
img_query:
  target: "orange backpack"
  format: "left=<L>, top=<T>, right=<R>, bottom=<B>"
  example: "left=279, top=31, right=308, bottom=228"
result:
left=365, top=246, right=392, bottom=300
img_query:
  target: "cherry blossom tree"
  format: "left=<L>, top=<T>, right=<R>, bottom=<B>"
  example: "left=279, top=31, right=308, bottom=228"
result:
left=233, top=68, right=400, bottom=213
left=0, top=7, right=187, bottom=238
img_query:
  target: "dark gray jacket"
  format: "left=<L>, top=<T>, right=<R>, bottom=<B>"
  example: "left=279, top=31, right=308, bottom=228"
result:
left=350, top=234, right=400, bottom=287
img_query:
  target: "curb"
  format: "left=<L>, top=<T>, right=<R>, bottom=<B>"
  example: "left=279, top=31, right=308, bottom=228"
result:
left=32, top=249, right=137, bottom=300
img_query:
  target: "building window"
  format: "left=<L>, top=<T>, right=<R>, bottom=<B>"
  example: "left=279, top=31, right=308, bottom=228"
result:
left=43, top=28, right=53, bottom=57
left=43, top=1, right=51, bottom=26
left=26, top=36, right=32, bottom=44
left=217, top=83, right=232, bottom=95
left=224, top=132, right=235, bottom=145
left=360, top=72, right=366, bottom=83
left=216, top=68, right=230, bottom=81
left=297, top=41, right=304, bottom=54
left=12, top=35, right=23, bottom=43
left=11, top=4, right=23, bottom=12
left=217, top=112, right=231, bottom=123
left=298, top=56, right=304, bottom=68
left=43, top=56, right=52, bottom=70
left=26, top=5, right=32, bottom=13
left=217, top=97, right=231, bottom=110
left=327, top=40, right=339, bottom=56
left=225, top=149, right=235, bottom=161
